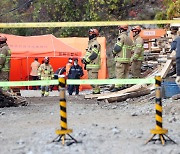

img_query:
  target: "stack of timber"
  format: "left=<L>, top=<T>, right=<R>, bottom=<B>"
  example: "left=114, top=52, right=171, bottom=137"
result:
left=85, top=51, right=176, bottom=103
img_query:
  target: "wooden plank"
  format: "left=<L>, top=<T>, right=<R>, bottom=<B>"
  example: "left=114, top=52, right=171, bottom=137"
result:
left=107, top=88, right=151, bottom=103
left=96, top=67, right=160, bottom=100
left=97, top=84, right=146, bottom=100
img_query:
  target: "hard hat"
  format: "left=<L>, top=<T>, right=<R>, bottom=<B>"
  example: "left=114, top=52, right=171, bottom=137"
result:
left=0, top=35, right=7, bottom=42
left=118, top=25, right=128, bottom=30
left=89, top=29, right=99, bottom=36
left=131, top=26, right=141, bottom=32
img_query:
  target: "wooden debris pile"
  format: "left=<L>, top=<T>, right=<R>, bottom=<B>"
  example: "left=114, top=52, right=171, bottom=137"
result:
left=84, top=46, right=176, bottom=103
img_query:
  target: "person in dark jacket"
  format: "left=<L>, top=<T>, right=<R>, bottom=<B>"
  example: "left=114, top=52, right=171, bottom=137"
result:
left=68, top=58, right=84, bottom=95
left=170, top=36, right=180, bottom=84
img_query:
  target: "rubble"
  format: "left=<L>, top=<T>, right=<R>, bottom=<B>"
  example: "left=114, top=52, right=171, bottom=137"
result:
left=0, top=90, right=28, bottom=108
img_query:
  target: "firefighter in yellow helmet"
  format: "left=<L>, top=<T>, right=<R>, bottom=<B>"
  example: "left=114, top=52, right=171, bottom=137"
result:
left=110, top=25, right=133, bottom=92
left=38, top=57, right=54, bottom=96
left=131, top=26, right=144, bottom=78
left=0, top=35, right=11, bottom=91
left=82, top=28, right=101, bottom=94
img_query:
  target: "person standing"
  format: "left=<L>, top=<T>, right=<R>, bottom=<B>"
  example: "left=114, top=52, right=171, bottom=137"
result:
left=68, top=58, right=84, bottom=95
left=131, top=26, right=144, bottom=78
left=170, top=26, right=179, bottom=41
left=170, top=36, right=180, bottom=84
left=82, top=28, right=101, bottom=94
left=38, top=57, right=54, bottom=96
left=0, top=35, right=11, bottom=91
left=66, top=57, right=73, bottom=77
left=110, top=25, right=133, bottom=92
left=30, top=57, right=40, bottom=90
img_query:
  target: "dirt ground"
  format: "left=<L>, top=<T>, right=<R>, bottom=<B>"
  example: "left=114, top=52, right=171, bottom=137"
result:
left=0, top=90, right=180, bottom=154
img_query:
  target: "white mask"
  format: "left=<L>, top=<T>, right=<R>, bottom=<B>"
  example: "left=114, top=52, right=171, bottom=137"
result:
left=74, top=62, right=78, bottom=66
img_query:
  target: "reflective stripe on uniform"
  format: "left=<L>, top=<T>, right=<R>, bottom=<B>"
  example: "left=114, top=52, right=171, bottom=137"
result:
left=133, top=43, right=144, bottom=61
left=115, top=57, right=130, bottom=62
left=116, top=42, right=123, bottom=47
left=86, top=57, right=91, bottom=63
left=115, top=44, right=132, bottom=62
left=86, top=64, right=100, bottom=69
left=123, top=45, right=132, bottom=49
left=0, top=53, right=5, bottom=57
left=2, top=68, right=10, bottom=71
left=92, top=48, right=99, bottom=54
left=136, top=44, right=143, bottom=48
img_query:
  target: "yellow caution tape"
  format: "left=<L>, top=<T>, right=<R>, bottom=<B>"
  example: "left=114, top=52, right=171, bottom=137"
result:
left=67, top=78, right=155, bottom=85
left=0, top=20, right=179, bottom=28
left=0, top=80, right=58, bottom=87
left=0, top=78, right=155, bottom=87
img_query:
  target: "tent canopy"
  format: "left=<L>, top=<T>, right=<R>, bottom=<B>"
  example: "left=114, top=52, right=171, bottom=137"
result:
left=2, top=33, right=81, bottom=57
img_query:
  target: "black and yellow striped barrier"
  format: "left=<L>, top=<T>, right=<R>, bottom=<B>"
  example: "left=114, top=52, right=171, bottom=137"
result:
left=52, top=75, right=79, bottom=145
left=146, top=76, right=176, bottom=145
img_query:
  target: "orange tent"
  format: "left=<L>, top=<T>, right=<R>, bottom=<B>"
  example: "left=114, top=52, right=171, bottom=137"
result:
left=2, top=34, right=107, bottom=90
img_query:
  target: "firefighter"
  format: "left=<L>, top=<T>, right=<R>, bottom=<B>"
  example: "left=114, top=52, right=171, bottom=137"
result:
left=0, top=35, right=11, bottom=91
left=82, top=28, right=101, bottom=94
left=0, top=35, right=28, bottom=107
left=38, top=57, right=54, bottom=96
left=110, top=25, right=133, bottom=92
left=68, top=58, right=84, bottom=95
left=131, top=26, right=144, bottom=78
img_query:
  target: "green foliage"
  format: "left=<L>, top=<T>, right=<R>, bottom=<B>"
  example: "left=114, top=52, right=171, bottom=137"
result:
left=155, top=0, right=180, bottom=20
left=166, top=0, right=180, bottom=19
left=0, top=0, right=178, bottom=36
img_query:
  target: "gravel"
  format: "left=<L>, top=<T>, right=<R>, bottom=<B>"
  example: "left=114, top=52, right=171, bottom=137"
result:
left=0, top=90, right=179, bottom=154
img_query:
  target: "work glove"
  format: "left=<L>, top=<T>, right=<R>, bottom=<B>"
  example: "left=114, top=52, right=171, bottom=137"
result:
left=175, top=76, right=180, bottom=85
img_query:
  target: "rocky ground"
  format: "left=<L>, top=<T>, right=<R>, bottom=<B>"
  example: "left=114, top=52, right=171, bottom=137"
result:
left=0, top=90, right=180, bottom=154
